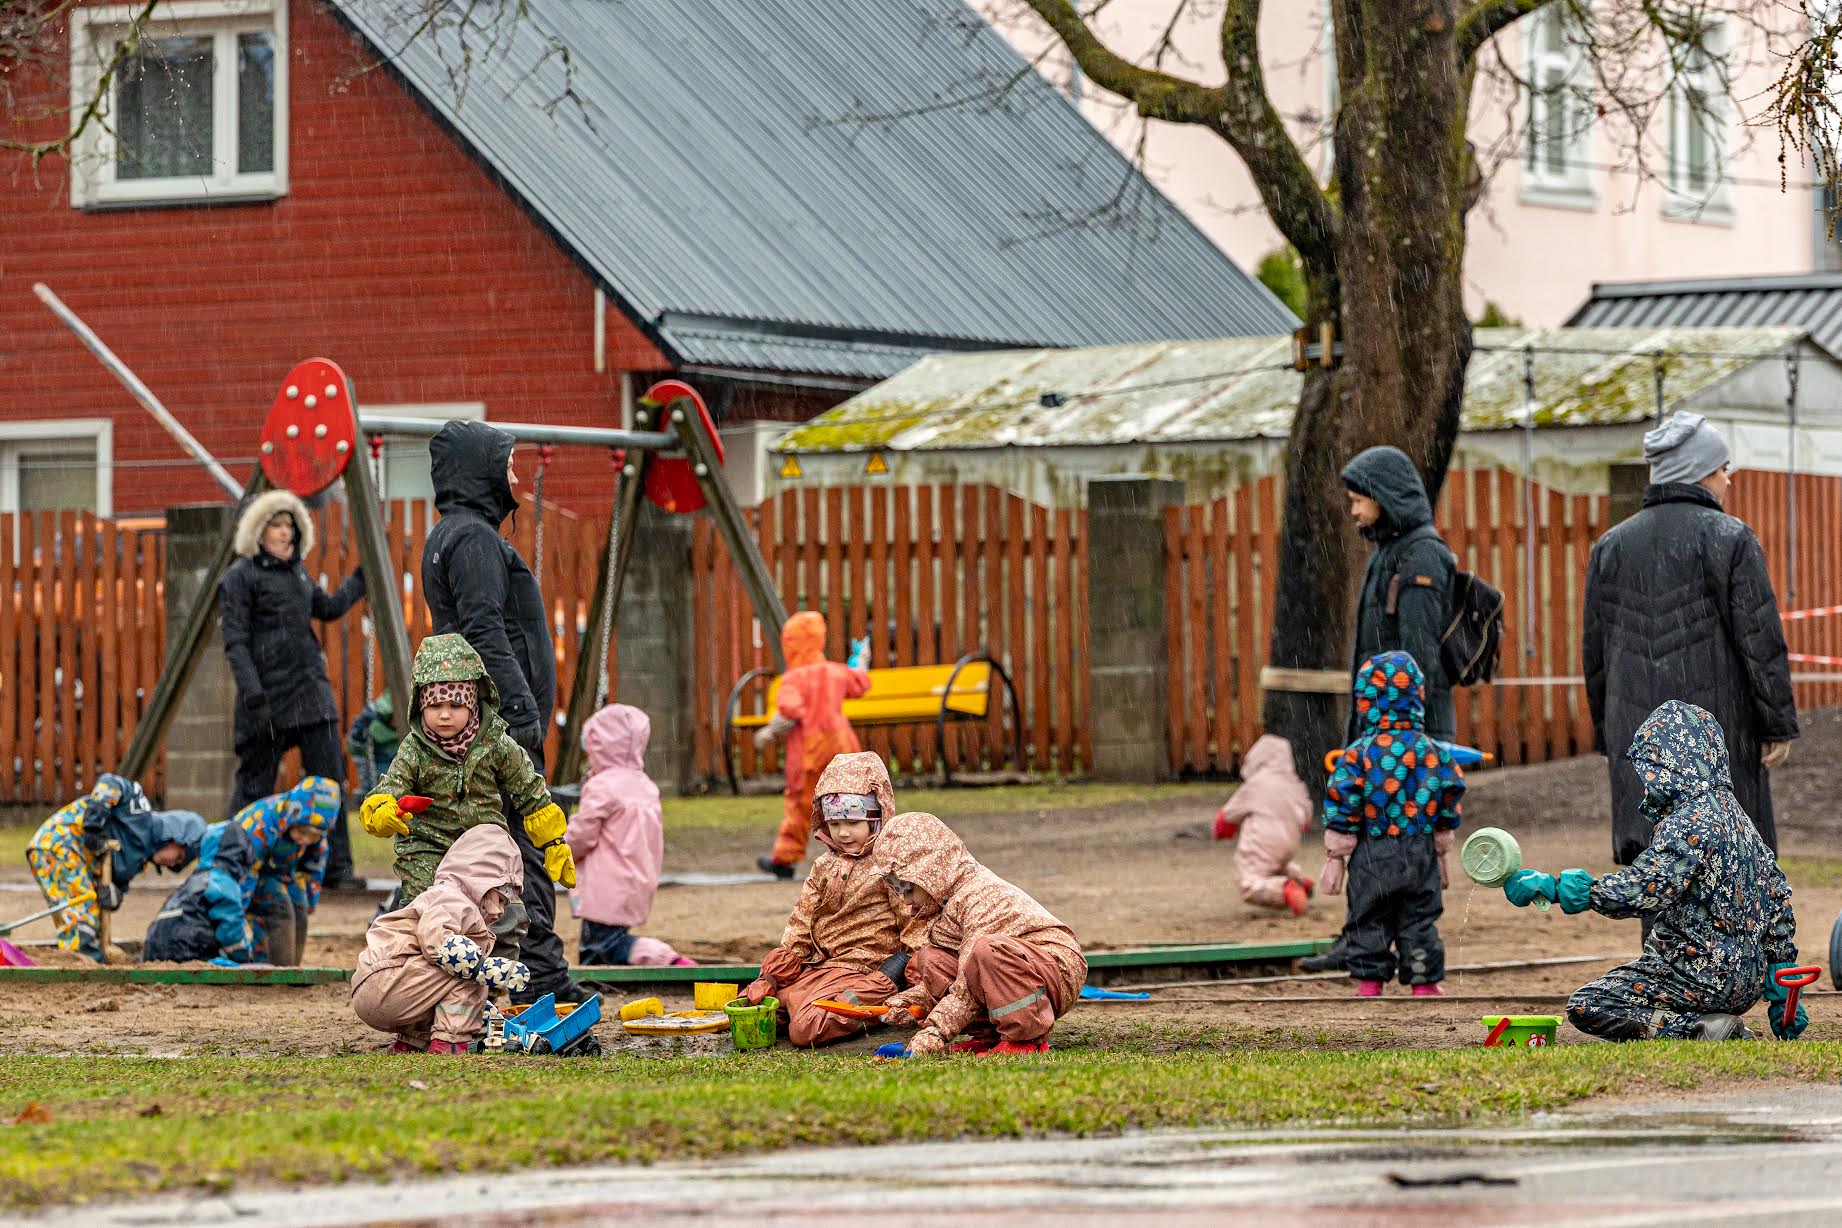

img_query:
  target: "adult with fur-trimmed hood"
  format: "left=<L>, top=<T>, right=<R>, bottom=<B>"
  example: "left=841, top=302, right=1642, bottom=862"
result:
left=421, top=420, right=575, bottom=1002
left=220, top=488, right=365, bottom=887
left=742, top=752, right=923, bottom=1046
left=874, top=810, right=1086, bottom=1056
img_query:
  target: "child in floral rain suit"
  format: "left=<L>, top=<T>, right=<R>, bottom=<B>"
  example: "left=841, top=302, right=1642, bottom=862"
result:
left=1505, top=700, right=1803, bottom=1042
left=26, top=775, right=205, bottom=962
left=754, top=611, right=869, bottom=878
left=352, top=825, right=530, bottom=1054
left=235, top=775, right=340, bottom=966
left=142, top=820, right=261, bottom=964
left=1319, top=651, right=1466, bottom=998
left=741, top=752, right=924, bottom=1046
left=874, top=810, right=1087, bottom=1056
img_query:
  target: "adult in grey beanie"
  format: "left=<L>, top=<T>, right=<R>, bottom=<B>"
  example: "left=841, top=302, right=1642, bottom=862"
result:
left=1644, top=411, right=1730, bottom=487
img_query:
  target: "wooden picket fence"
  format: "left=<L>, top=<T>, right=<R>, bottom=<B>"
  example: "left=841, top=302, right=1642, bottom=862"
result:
left=1730, top=471, right=1842, bottom=711
left=690, top=485, right=1089, bottom=784
left=1164, top=470, right=1611, bottom=776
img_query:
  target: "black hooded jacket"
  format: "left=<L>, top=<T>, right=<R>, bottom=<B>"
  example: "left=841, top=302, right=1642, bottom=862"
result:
left=1582, top=482, right=1798, bottom=862
left=421, top=421, right=556, bottom=743
left=1341, top=447, right=1456, bottom=741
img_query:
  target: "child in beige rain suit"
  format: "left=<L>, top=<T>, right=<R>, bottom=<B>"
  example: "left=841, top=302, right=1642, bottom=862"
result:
left=1214, top=734, right=1316, bottom=915
left=741, top=752, right=923, bottom=1047
left=873, top=811, right=1086, bottom=1056
left=351, top=825, right=529, bottom=1054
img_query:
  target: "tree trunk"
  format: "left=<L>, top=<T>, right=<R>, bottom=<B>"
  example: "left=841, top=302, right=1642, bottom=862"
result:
left=1264, top=1, right=1474, bottom=791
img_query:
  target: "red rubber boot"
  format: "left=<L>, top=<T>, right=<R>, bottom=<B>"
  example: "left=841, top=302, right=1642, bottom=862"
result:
left=1282, top=880, right=1310, bottom=916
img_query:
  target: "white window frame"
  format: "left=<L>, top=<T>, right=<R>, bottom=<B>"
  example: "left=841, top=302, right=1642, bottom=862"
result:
left=1664, top=21, right=1733, bottom=224
left=69, top=0, right=288, bottom=208
left=0, top=420, right=114, bottom=517
left=370, top=403, right=487, bottom=502
left=1520, top=7, right=1596, bottom=209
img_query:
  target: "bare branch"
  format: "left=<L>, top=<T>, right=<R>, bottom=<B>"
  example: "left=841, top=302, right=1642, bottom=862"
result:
left=1458, top=0, right=1553, bottom=63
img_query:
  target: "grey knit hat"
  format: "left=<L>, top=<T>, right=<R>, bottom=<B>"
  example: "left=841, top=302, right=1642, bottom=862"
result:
left=1644, top=411, right=1729, bottom=485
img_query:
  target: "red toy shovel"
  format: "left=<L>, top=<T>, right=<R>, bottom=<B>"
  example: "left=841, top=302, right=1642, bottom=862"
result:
left=1774, top=965, right=1821, bottom=1036
left=398, top=795, right=433, bottom=816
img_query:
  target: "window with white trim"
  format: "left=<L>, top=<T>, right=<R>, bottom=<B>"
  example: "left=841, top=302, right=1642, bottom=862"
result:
left=0, top=422, right=113, bottom=516
left=1665, top=22, right=1731, bottom=220
left=69, top=0, right=287, bottom=208
left=1522, top=8, right=1594, bottom=206
left=373, top=405, right=488, bottom=504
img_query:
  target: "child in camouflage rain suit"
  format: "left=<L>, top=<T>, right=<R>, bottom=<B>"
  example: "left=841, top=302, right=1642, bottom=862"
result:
left=236, top=775, right=341, bottom=965
left=1505, top=700, right=1803, bottom=1042
left=359, top=635, right=572, bottom=934
left=26, top=775, right=205, bottom=962
left=1320, top=651, right=1466, bottom=997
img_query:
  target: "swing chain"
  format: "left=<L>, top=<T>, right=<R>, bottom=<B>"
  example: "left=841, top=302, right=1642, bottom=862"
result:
left=594, top=448, right=626, bottom=707
left=363, top=435, right=385, bottom=711
left=533, top=443, right=554, bottom=578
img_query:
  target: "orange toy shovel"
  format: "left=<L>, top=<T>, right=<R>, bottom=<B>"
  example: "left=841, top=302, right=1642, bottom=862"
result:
left=813, top=999, right=922, bottom=1021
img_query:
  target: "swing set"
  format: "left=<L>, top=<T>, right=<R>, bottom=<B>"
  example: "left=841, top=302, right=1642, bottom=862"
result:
left=107, top=353, right=789, bottom=790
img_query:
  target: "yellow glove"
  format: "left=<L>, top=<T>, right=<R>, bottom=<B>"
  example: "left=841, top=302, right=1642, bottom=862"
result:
left=522, top=802, right=576, bottom=888
left=360, top=793, right=409, bottom=839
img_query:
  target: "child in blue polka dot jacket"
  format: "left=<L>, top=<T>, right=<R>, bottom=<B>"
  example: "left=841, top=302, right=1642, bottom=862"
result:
left=1319, top=651, right=1467, bottom=998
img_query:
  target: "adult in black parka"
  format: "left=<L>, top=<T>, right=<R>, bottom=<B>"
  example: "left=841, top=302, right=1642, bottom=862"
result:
left=220, top=489, right=365, bottom=883
left=1341, top=446, right=1457, bottom=741
left=421, top=419, right=574, bottom=1003
left=1583, top=411, right=1798, bottom=863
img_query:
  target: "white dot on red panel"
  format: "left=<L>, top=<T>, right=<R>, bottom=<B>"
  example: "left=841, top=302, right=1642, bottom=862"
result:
left=305, top=395, right=318, bottom=409
left=286, top=425, right=300, bottom=439
left=286, top=386, right=299, bottom=399
left=325, top=385, right=338, bottom=398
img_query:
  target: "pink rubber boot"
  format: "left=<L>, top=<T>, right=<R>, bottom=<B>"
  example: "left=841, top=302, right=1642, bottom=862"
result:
left=1356, top=980, right=1384, bottom=998
left=1412, top=983, right=1445, bottom=998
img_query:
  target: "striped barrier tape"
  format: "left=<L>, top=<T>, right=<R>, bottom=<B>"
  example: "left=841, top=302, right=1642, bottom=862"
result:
left=1782, top=604, right=1842, bottom=622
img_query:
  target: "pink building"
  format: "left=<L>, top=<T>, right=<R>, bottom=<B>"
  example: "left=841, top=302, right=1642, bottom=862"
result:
left=987, top=3, right=1831, bottom=325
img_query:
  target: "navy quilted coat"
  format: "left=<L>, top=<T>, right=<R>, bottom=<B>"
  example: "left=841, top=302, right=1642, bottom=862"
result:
left=1582, top=483, right=1798, bottom=863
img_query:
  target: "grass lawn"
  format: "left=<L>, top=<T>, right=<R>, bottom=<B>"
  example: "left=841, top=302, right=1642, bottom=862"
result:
left=3, top=1042, right=1841, bottom=1208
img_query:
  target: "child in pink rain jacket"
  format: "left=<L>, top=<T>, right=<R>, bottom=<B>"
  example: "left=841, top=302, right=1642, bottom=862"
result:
left=566, top=704, right=689, bottom=966
left=351, top=825, right=530, bottom=1054
left=1213, top=734, right=1316, bottom=915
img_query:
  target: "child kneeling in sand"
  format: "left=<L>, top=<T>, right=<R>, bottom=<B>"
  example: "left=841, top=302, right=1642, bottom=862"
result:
left=352, top=826, right=530, bottom=1054
left=741, top=752, right=923, bottom=1046
left=873, top=811, right=1086, bottom=1056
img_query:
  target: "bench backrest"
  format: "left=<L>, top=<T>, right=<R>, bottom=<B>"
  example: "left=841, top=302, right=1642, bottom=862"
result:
left=762, top=660, right=993, bottom=725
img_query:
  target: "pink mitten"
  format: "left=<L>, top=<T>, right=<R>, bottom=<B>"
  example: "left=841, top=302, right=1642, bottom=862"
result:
left=1434, top=827, right=1456, bottom=888
left=1320, top=856, right=1346, bottom=896
left=1321, top=830, right=1358, bottom=896
left=1324, top=830, right=1358, bottom=859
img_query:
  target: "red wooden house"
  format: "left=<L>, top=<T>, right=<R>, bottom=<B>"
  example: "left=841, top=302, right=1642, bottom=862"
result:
left=0, top=0, right=1293, bottom=518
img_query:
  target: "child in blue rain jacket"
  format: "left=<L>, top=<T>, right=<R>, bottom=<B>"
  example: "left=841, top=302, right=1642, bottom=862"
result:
left=142, top=821, right=261, bottom=964
left=1319, top=652, right=1466, bottom=998
left=234, top=776, right=340, bottom=965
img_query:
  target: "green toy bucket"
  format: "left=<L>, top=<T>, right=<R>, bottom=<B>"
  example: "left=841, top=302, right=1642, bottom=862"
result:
left=1462, top=827, right=1549, bottom=911
left=725, top=996, right=779, bottom=1051
left=1482, top=1015, right=1560, bottom=1048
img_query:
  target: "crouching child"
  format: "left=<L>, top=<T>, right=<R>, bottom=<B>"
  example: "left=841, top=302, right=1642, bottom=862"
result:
left=741, top=752, right=922, bottom=1046
left=236, top=776, right=340, bottom=966
left=1505, top=701, right=1802, bottom=1042
left=872, top=811, right=1086, bottom=1056
left=352, top=826, right=531, bottom=1053
left=143, top=821, right=261, bottom=964
left=1216, top=733, right=1315, bottom=914
left=1320, top=651, right=1465, bottom=997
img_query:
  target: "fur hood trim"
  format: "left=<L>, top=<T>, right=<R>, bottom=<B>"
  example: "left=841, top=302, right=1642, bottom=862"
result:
left=234, top=490, right=314, bottom=560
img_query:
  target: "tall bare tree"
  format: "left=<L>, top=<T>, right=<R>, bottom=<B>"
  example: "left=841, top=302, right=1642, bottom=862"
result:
left=1002, top=0, right=1836, bottom=779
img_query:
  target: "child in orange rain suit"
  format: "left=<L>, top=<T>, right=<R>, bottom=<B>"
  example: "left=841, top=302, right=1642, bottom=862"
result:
left=873, top=811, right=1087, bottom=1056
left=754, top=611, right=870, bottom=877
left=351, top=825, right=529, bottom=1054
left=741, top=752, right=924, bottom=1046
left=1213, top=734, right=1316, bottom=915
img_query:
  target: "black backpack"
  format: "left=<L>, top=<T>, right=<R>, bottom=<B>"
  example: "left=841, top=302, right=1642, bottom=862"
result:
left=1387, top=567, right=1505, bottom=686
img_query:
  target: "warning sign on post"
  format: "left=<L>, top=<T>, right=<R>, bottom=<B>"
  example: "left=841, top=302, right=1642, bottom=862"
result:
left=864, top=451, right=889, bottom=476
left=778, top=454, right=802, bottom=479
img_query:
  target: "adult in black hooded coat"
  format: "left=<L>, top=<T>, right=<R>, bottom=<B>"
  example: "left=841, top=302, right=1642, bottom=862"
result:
left=1341, top=446, right=1457, bottom=741
left=421, top=420, right=574, bottom=1002
left=1582, top=412, right=1798, bottom=864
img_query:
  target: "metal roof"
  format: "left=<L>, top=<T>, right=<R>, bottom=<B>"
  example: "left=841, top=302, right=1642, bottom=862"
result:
left=1568, top=274, right=1842, bottom=355
left=774, top=326, right=1810, bottom=452
left=328, top=0, right=1298, bottom=383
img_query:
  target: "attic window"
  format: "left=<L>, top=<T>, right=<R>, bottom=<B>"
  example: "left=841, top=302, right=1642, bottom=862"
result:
left=69, top=0, right=287, bottom=208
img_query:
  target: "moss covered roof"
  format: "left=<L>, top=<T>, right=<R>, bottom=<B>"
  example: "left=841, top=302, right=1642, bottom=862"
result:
left=774, top=327, right=1807, bottom=453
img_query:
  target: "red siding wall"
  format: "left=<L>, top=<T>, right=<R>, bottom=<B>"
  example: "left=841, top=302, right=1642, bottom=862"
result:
left=0, top=0, right=685, bottom=515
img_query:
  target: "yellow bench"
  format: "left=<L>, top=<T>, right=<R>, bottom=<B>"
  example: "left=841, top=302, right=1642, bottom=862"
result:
left=724, top=651, right=1023, bottom=790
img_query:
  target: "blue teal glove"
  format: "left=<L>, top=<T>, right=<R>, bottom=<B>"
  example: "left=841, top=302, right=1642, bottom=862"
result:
left=1764, top=964, right=1811, bottom=1040
left=1503, top=869, right=1556, bottom=908
left=1556, top=869, right=1595, bottom=915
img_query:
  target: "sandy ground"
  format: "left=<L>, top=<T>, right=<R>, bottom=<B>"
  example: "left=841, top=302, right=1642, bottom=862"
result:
left=2, top=720, right=1839, bottom=1056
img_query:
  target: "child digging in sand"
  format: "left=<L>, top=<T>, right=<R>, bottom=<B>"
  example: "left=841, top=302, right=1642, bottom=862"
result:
left=741, top=752, right=923, bottom=1046
left=352, top=825, right=530, bottom=1053
left=359, top=635, right=574, bottom=951
left=873, top=810, right=1086, bottom=1056
left=1214, top=733, right=1316, bottom=915
left=1319, top=651, right=1465, bottom=998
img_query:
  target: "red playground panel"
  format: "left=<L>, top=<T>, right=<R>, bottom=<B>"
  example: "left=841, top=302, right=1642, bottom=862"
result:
left=260, top=357, right=359, bottom=497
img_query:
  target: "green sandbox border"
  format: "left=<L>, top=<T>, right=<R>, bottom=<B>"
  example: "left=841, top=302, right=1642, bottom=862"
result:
left=0, top=939, right=1333, bottom=986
